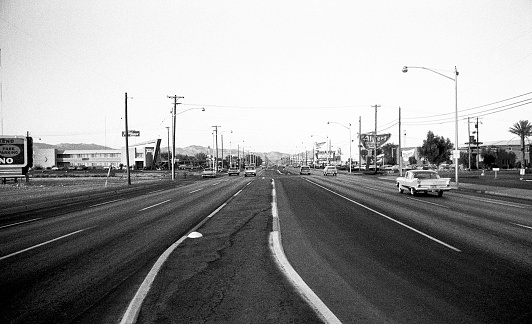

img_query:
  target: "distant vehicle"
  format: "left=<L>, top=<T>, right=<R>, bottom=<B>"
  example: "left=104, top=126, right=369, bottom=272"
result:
left=396, top=170, right=451, bottom=197
left=228, top=167, right=240, bottom=176
left=244, top=166, right=256, bottom=177
left=299, top=165, right=311, bottom=175
left=323, top=165, right=337, bottom=176
left=201, top=168, right=216, bottom=178
left=51, top=166, right=62, bottom=171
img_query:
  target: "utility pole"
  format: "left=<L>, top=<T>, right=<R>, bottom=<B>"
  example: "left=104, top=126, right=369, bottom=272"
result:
left=468, top=117, right=471, bottom=170
left=359, top=116, right=362, bottom=171
left=398, top=107, right=402, bottom=176
left=165, top=126, right=170, bottom=167
left=212, top=126, right=221, bottom=171
left=167, top=95, right=184, bottom=181
left=372, top=104, right=381, bottom=173
left=124, top=92, right=131, bottom=185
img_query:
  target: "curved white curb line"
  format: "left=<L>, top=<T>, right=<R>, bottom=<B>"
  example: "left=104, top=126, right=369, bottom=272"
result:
left=269, top=179, right=342, bottom=324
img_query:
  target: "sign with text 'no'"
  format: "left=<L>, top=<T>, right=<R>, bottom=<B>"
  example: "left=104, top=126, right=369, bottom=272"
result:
left=0, top=136, right=29, bottom=167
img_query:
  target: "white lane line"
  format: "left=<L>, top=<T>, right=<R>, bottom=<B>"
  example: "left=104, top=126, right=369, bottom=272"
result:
left=0, top=218, right=42, bottom=230
left=139, top=199, right=171, bottom=211
left=0, top=228, right=89, bottom=261
left=362, top=185, right=381, bottom=192
left=269, top=179, right=342, bottom=324
left=189, top=188, right=203, bottom=194
left=308, top=180, right=461, bottom=252
left=406, top=196, right=450, bottom=209
left=90, top=198, right=123, bottom=208
left=513, top=223, right=532, bottom=230
left=455, top=195, right=529, bottom=209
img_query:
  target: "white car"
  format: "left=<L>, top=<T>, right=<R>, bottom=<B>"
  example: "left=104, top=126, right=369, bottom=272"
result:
left=299, top=165, right=311, bottom=175
left=396, top=170, right=451, bottom=197
left=244, top=166, right=256, bottom=177
left=323, top=166, right=337, bottom=176
left=201, top=168, right=216, bottom=178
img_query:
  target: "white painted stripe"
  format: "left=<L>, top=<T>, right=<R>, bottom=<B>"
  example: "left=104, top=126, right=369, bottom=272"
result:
left=308, top=180, right=461, bottom=252
left=269, top=179, right=341, bottom=324
left=0, top=218, right=41, bottom=230
left=189, top=188, right=203, bottom=194
left=139, top=199, right=171, bottom=211
left=0, top=228, right=88, bottom=261
left=90, top=198, right=123, bottom=208
left=513, top=222, right=532, bottom=230
left=456, top=195, right=528, bottom=209
left=406, top=197, right=450, bottom=209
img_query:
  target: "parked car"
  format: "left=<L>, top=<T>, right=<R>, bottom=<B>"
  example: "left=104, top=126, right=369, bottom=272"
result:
left=299, top=165, right=311, bottom=175
left=323, top=165, right=337, bottom=176
left=396, top=170, right=451, bottom=197
left=228, top=167, right=240, bottom=176
left=244, top=166, right=257, bottom=177
left=201, top=168, right=216, bottom=178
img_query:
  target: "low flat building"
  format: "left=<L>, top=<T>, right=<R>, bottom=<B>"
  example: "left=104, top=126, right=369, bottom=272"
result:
left=33, top=139, right=161, bottom=169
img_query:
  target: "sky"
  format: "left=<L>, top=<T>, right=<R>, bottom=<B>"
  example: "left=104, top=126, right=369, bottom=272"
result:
left=1, top=0, right=531, bottom=158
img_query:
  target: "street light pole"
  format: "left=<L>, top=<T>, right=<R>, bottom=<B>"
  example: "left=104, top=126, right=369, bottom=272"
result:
left=124, top=92, right=131, bottom=185
left=402, top=65, right=459, bottom=187
left=327, top=121, right=352, bottom=173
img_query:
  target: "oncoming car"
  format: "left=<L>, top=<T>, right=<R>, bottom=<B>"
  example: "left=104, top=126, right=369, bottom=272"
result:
left=299, top=165, right=311, bottom=175
left=244, top=166, right=256, bottom=177
left=323, top=165, right=337, bottom=176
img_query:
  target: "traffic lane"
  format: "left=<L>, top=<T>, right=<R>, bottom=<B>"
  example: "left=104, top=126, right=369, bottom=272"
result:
left=0, top=177, right=245, bottom=255
left=0, top=179, right=250, bottom=323
left=275, top=175, right=532, bottom=323
left=309, top=174, right=532, bottom=267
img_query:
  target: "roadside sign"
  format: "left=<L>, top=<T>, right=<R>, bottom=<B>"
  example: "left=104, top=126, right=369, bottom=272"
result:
left=122, top=130, right=140, bottom=137
left=0, top=136, right=29, bottom=168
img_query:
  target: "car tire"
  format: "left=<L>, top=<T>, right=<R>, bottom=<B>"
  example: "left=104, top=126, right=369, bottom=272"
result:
left=398, top=185, right=403, bottom=193
left=410, top=187, right=416, bottom=196
left=438, top=190, right=444, bottom=197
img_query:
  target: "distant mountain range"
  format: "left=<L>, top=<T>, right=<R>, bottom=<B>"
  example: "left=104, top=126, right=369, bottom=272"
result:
left=34, top=143, right=287, bottom=164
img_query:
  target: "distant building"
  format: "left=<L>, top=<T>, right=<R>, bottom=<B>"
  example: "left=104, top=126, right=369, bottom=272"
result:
left=33, top=139, right=161, bottom=169
left=459, top=139, right=531, bottom=168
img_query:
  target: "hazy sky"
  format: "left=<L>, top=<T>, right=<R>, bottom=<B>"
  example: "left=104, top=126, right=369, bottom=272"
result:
left=1, top=0, right=531, bottom=156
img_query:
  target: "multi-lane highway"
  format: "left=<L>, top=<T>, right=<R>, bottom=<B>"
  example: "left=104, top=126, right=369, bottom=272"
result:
left=0, top=176, right=256, bottom=323
left=276, top=167, right=532, bottom=323
left=1, top=167, right=531, bottom=323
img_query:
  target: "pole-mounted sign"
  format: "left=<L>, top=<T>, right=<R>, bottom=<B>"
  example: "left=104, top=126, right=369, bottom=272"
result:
left=122, top=130, right=140, bottom=137
left=360, top=133, right=391, bottom=150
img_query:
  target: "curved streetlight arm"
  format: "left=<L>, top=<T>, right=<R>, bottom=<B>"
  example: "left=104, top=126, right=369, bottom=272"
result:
left=176, top=107, right=205, bottom=116
left=327, top=121, right=351, bottom=130
left=403, top=66, right=456, bottom=81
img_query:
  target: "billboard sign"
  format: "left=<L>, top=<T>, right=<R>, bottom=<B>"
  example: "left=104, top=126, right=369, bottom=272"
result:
left=0, top=136, right=29, bottom=168
left=360, top=133, right=391, bottom=150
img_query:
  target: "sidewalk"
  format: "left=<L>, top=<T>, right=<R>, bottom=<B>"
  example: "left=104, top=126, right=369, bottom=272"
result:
left=456, top=182, right=532, bottom=201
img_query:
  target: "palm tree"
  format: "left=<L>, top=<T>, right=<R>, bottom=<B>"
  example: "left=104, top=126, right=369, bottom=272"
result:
left=509, top=120, right=532, bottom=168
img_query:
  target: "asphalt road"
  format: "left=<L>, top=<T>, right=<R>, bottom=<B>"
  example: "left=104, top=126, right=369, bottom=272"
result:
left=0, top=176, right=257, bottom=323
left=1, top=168, right=531, bottom=323
left=276, top=167, right=532, bottom=323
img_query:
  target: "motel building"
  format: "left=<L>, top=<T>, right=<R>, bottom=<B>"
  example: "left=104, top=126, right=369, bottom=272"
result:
left=32, top=139, right=161, bottom=170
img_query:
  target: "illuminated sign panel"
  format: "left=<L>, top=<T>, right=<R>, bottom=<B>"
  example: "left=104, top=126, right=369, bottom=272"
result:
left=0, top=136, right=28, bottom=168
